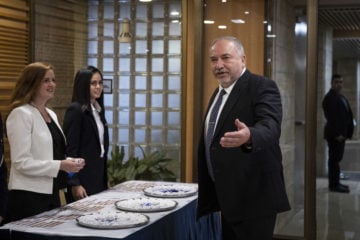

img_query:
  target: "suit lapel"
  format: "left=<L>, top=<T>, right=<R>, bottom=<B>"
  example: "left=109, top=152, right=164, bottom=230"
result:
left=213, top=70, right=250, bottom=138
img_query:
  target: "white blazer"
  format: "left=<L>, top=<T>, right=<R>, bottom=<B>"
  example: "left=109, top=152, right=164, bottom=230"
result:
left=7, top=104, right=64, bottom=194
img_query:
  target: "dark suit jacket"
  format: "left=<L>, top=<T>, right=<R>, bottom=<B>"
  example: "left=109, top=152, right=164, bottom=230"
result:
left=0, top=113, right=7, bottom=221
left=197, top=70, right=290, bottom=223
left=322, top=88, right=354, bottom=140
left=63, top=102, right=109, bottom=197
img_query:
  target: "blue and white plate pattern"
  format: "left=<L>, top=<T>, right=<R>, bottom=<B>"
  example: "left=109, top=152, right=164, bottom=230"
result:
left=115, top=197, right=177, bottom=212
left=143, top=184, right=198, bottom=198
left=76, top=211, right=149, bottom=229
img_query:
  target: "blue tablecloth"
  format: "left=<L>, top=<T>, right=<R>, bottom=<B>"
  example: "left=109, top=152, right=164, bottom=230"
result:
left=0, top=181, right=221, bottom=240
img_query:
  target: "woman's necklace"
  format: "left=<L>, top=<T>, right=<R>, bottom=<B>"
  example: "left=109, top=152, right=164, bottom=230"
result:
left=30, top=102, right=51, bottom=123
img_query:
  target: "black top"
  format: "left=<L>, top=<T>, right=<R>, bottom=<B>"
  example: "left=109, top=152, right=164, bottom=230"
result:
left=63, top=102, right=109, bottom=198
left=0, top=113, right=7, bottom=221
left=322, top=88, right=354, bottom=140
left=46, top=119, right=67, bottom=190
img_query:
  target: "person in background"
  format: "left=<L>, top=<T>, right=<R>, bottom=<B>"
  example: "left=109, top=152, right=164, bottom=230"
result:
left=6, top=62, right=85, bottom=221
left=63, top=66, right=109, bottom=202
left=322, top=74, right=354, bottom=193
left=196, top=36, right=290, bottom=240
left=0, top=113, right=7, bottom=225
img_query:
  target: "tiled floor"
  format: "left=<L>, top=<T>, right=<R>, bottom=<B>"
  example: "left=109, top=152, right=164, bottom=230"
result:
left=278, top=177, right=360, bottom=240
left=317, top=140, right=360, bottom=240
left=316, top=177, right=360, bottom=240
left=278, top=138, right=360, bottom=240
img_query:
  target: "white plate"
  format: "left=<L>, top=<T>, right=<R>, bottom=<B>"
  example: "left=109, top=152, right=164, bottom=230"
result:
left=115, top=197, right=177, bottom=212
left=76, top=211, right=149, bottom=229
left=143, top=184, right=198, bottom=198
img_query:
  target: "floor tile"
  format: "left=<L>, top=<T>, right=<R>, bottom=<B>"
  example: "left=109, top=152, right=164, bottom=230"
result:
left=279, top=177, right=360, bottom=239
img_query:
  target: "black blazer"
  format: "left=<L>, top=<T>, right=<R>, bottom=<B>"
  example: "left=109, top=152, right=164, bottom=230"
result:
left=197, top=70, right=290, bottom=223
left=63, top=102, right=109, bottom=196
left=322, top=88, right=354, bottom=140
left=0, top=113, right=7, bottom=221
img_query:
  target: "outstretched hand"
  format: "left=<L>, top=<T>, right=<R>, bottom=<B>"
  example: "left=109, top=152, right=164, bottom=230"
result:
left=220, top=119, right=251, bottom=148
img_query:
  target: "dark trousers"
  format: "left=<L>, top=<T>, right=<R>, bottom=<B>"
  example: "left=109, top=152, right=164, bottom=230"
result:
left=327, top=139, right=345, bottom=188
left=221, top=214, right=276, bottom=240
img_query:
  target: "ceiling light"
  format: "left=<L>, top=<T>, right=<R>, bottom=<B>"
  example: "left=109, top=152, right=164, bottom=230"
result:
left=231, top=19, right=245, bottom=24
left=218, top=25, right=227, bottom=29
left=266, top=34, right=276, bottom=38
left=204, top=20, right=215, bottom=24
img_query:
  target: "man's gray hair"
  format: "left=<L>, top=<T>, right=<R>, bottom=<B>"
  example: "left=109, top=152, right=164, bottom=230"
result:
left=210, top=36, right=245, bottom=56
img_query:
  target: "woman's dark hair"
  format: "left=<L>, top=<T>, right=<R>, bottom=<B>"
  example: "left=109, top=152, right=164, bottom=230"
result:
left=72, top=66, right=105, bottom=113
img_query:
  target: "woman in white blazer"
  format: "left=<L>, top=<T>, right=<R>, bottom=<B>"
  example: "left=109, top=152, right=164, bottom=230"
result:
left=6, top=62, right=85, bottom=222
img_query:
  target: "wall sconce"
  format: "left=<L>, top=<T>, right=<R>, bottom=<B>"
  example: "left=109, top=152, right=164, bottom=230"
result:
left=119, top=18, right=132, bottom=43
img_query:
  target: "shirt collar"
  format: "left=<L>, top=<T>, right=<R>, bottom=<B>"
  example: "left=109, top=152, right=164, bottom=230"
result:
left=91, top=101, right=102, bottom=112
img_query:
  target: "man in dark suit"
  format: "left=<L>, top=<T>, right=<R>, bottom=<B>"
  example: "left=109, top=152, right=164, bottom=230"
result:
left=322, top=74, right=354, bottom=193
left=196, top=36, right=290, bottom=240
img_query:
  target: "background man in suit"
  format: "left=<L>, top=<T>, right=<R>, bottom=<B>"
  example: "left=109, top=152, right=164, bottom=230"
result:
left=196, top=36, right=290, bottom=240
left=322, top=74, right=354, bottom=193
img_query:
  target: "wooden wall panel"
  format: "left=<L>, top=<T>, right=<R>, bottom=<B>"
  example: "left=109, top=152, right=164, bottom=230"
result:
left=202, top=0, right=265, bottom=112
left=32, top=0, right=88, bottom=122
left=183, top=0, right=265, bottom=182
left=0, top=0, right=29, bottom=168
left=0, top=0, right=29, bottom=112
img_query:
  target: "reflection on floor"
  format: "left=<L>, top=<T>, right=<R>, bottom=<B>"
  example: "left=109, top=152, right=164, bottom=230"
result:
left=317, top=177, right=360, bottom=240
left=280, top=177, right=360, bottom=240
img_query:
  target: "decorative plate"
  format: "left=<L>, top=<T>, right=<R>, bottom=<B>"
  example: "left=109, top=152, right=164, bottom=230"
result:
left=76, top=211, right=149, bottom=229
left=115, top=197, right=177, bottom=212
left=143, top=184, right=198, bottom=198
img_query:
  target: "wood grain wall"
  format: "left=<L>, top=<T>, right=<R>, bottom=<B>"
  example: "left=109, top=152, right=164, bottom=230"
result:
left=202, top=0, right=265, bottom=112
left=0, top=0, right=29, bottom=167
